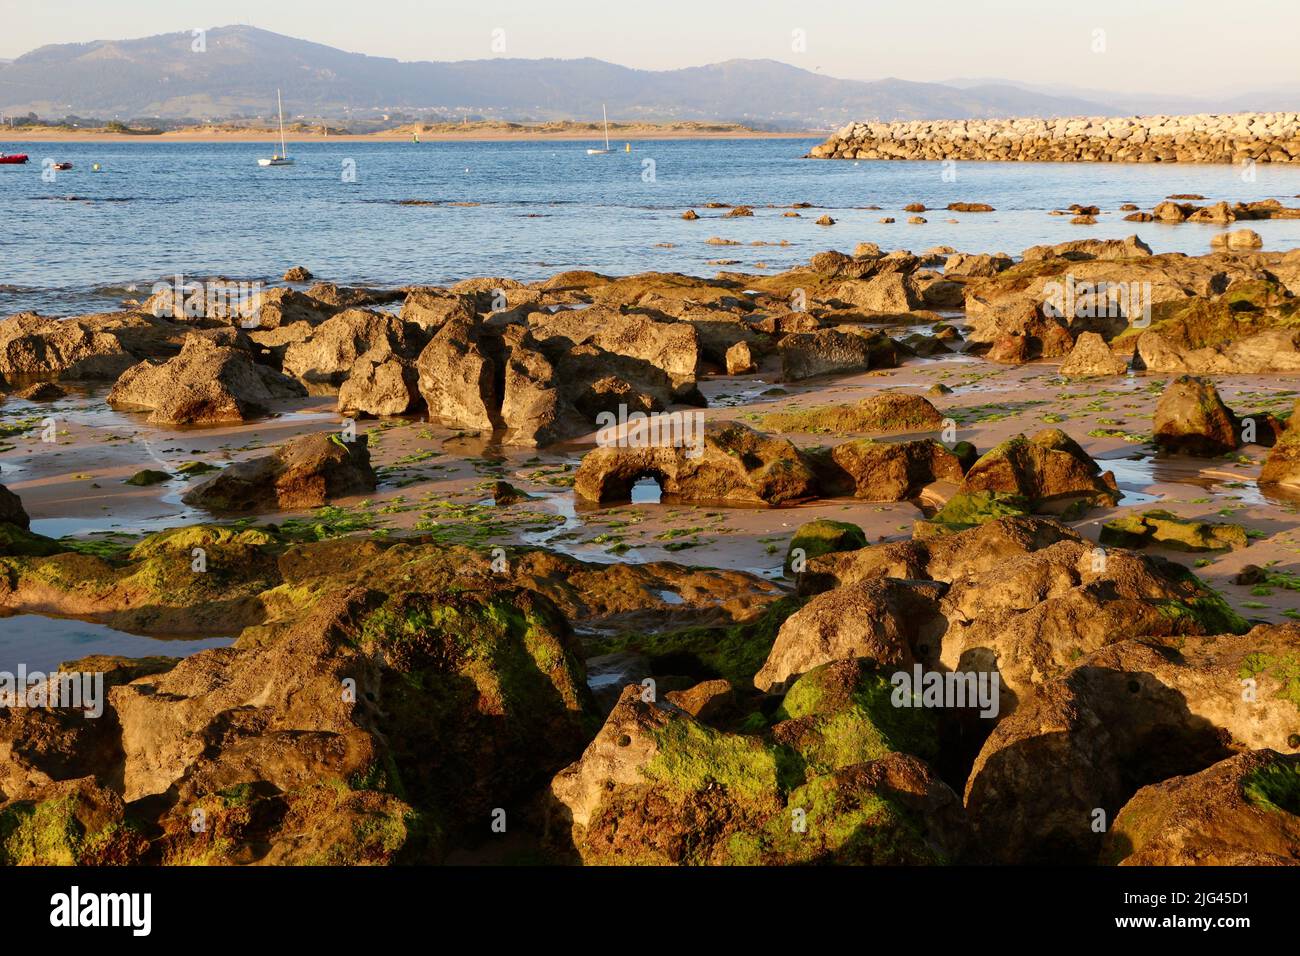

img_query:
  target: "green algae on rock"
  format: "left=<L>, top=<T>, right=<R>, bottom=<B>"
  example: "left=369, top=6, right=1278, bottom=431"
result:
left=758, top=391, right=943, bottom=435
left=1099, top=509, right=1250, bottom=552
left=785, top=518, right=866, bottom=574
left=547, top=680, right=967, bottom=865
left=123, top=469, right=172, bottom=486
left=923, top=491, right=1032, bottom=532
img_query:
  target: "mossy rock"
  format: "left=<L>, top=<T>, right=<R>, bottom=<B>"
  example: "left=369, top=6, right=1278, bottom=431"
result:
left=157, top=781, right=420, bottom=866
left=128, top=524, right=279, bottom=560
left=0, top=784, right=146, bottom=866
left=0, top=524, right=285, bottom=633
left=1100, top=509, right=1248, bottom=552
left=0, top=522, right=66, bottom=557
left=645, top=716, right=787, bottom=806
left=949, top=440, right=978, bottom=472
left=1116, top=295, right=1300, bottom=349
left=1221, top=278, right=1292, bottom=312
left=731, top=763, right=955, bottom=865
left=1243, top=759, right=1300, bottom=815
left=583, top=595, right=801, bottom=687
left=556, top=685, right=965, bottom=865
left=771, top=659, right=940, bottom=774
left=1238, top=650, right=1300, bottom=712
left=123, top=469, right=171, bottom=486
left=785, top=518, right=867, bottom=574
left=758, top=392, right=943, bottom=435
left=1096, top=512, right=1150, bottom=548
left=1156, top=563, right=1250, bottom=634
left=924, top=491, right=1032, bottom=532
left=356, top=588, right=598, bottom=827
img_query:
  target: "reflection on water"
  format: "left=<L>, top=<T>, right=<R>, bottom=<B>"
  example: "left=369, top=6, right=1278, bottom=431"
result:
left=1098, top=453, right=1291, bottom=506
left=0, top=612, right=231, bottom=673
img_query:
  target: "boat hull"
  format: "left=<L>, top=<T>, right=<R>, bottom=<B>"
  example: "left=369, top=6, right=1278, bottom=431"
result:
left=0, top=155, right=29, bottom=165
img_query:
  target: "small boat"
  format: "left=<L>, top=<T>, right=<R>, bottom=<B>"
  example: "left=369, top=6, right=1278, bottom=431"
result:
left=586, top=104, right=611, bottom=155
left=0, top=153, right=29, bottom=165
left=52, top=162, right=73, bottom=171
left=257, top=89, right=295, bottom=166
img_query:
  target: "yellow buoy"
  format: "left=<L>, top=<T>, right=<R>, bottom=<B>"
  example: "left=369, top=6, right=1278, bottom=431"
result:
left=625, top=142, right=631, bottom=152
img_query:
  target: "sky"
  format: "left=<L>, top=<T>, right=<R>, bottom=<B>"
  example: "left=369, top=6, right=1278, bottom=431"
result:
left=1, top=0, right=1296, bottom=97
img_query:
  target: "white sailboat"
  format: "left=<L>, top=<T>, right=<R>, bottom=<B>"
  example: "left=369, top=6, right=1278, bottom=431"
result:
left=586, top=104, right=611, bottom=155
left=257, top=89, right=294, bottom=166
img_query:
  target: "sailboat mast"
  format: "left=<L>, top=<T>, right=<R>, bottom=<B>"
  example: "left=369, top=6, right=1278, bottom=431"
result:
left=603, top=104, right=609, bottom=150
left=277, top=89, right=287, bottom=157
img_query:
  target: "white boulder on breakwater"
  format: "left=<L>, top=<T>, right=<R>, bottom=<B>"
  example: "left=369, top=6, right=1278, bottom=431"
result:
left=808, top=112, right=1300, bottom=163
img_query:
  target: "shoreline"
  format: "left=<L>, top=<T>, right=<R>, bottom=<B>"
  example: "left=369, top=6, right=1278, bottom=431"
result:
left=3, top=128, right=819, bottom=144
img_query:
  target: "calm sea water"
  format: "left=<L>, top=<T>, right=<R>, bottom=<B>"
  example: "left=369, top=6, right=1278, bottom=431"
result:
left=4, top=137, right=1300, bottom=315
left=0, top=612, right=231, bottom=673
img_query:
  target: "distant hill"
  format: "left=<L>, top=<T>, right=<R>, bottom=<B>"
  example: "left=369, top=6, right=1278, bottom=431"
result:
left=0, top=25, right=1116, bottom=127
left=942, top=77, right=1300, bottom=117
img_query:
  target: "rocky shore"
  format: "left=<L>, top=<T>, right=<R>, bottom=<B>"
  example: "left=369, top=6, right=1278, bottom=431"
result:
left=808, top=112, right=1300, bottom=163
left=1, top=237, right=1299, bottom=866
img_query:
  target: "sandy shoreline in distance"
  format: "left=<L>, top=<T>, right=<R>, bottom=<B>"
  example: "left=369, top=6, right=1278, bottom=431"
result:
left=6, top=128, right=819, bottom=144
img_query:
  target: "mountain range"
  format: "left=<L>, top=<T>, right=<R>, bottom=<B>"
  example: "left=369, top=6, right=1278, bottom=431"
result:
left=0, top=25, right=1292, bottom=128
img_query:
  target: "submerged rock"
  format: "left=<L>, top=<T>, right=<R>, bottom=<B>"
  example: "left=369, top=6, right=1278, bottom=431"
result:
left=1020, top=235, right=1153, bottom=262
left=1210, top=228, right=1264, bottom=251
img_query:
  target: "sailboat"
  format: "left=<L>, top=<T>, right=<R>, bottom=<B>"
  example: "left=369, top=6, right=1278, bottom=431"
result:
left=257, top=90, right=294, bottom=166
left=586, top=104, right=611, bottom=155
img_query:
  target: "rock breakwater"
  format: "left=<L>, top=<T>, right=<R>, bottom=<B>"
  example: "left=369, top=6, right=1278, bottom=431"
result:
left=808, top=112, right=1300, bottom=163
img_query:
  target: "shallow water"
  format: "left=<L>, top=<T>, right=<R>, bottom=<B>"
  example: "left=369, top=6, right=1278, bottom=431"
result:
left=5, top=139, right=1300, bottom=314
left=0, top=612, right=231, bottom=673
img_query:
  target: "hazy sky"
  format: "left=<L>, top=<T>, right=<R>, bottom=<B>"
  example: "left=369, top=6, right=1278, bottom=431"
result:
left=1, top=0, right=1295, bottom=96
